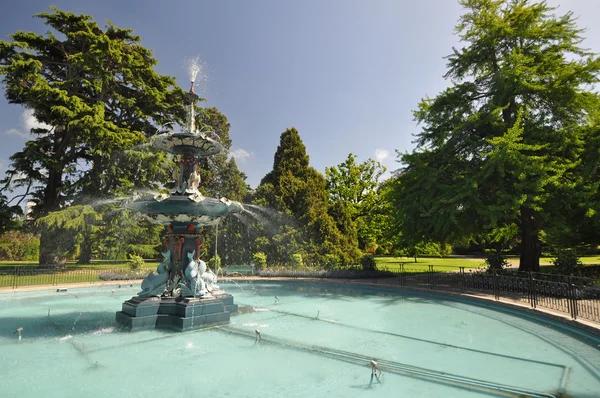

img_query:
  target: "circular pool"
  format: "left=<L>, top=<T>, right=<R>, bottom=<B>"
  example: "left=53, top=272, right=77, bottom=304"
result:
left=1, top=281, right=599, bottom=397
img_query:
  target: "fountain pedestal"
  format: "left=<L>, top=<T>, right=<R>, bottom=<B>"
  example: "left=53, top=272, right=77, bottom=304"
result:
left=115, top=81, right=243, bottom=332
left=116, top=292, right=238, bottom=331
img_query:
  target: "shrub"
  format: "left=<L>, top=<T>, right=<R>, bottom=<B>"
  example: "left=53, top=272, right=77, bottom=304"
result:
left=374, top=246, right=387, bottom=256
left=253, top=252, right=267, bottom=269
left=361, top=254, right=377, bottom=271
left=127, top=254, right=145, bottom=272
left=208, top=254, right=221, bottom=270
left=484, top=251, right=510, bottom=271
left=291, top=253, right=303, bottom=268
left=323, top=254, right=341, bottom=269
left=552, top=250, right=583, bottom=275
left=0, top=231, right=40, bottom=261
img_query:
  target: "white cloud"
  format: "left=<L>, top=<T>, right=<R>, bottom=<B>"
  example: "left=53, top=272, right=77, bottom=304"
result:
left=229, top=148, right=253, bottom=162
left=23, top=109, right=51, bottom=131
left=375, top=149, right=389, bottom=162
left=4, top=109, right=51, bottom=139
left=5, top=128, right=29, bottom=139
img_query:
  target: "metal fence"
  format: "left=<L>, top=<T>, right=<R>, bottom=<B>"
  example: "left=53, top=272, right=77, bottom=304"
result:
left=389, top=265, right=600, bottom=324
left=0, top=265, right=152, bottom=289
left=1, top=264, right=599, bottom=324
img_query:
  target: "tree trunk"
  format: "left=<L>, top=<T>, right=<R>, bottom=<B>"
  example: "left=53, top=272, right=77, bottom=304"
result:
left=77, top=226, right=94, bottom=264
left=518, top=207, right=541, bottom=272
left=39, top=167, right=64, bottom=266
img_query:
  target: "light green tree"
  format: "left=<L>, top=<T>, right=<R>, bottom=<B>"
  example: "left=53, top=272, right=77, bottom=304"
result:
left=390, top=0, right=600, bottom=271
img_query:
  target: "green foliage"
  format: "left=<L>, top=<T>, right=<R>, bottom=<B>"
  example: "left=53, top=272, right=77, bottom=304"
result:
left=0, top=231, right=40, bottom=261
left=291, top=253, right=303, bottom=268
left=0, top=194, right=23, bottom=233
left=252, top=252, right=267, bottom=268
left=388, top=0, right=600, bottom=272
left=323, top=253, right=342, bottom=269
left=252, top=128, right=361, bottom=267
left=552, top=250, right=583, bottom=275
left=484, top=251, right=510, bottom=271
left=360, top=254, right=377, bottom=271
left=208, top=254, right=221, bottom=270
left=326, top=153, right=387, bottom=250
left=127, top=254, right=145, bottom=272
left=0, top=7, right=188, bottom=264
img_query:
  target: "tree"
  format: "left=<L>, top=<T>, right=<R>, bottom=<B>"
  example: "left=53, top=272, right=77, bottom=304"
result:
left=325, top=153, right=386, bottom=251
left=253, top=128, right=360, bottom=266
left=192, top=107, right=250, bottom=266
left=0, top=7, right=187, bottom=263
left=0, top=193, right=23, bottom=234
left=391, top=0, right=600, bottom=271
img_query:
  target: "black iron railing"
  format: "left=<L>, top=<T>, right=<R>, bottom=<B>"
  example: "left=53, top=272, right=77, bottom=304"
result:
left=2, top=264, right=599, bottom=324
left=389, top=266, right=600, bottom=324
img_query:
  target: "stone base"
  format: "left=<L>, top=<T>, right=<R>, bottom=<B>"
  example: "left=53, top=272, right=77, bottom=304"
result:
left=116, top=292, right=237, bottom=331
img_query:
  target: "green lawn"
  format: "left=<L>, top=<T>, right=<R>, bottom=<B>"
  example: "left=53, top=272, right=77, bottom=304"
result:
left=376, top=256, right=486, bottom=272
left=0, top=260, right=159, bottom=269
left=376, top=255, right=600, bottom=273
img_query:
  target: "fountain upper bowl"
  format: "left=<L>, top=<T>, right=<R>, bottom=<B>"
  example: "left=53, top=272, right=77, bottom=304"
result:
left=152, top=132, right=225, bottom=157
left=124, top=195, right=244, bottom=225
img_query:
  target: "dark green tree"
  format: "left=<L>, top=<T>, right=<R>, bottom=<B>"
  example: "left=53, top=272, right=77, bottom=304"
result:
left=0, top=193, right=23, bottom=234
left=254, top=128, right=360, bottom=266
left=391, top=0, right=600, bottom=271
left=0, top=7, right=187, bottom=264
left=192, top=107, right=249, bottom=266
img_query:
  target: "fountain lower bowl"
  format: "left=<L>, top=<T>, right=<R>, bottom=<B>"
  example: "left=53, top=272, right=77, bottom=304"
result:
left=124, top=195, right=244, bottom=225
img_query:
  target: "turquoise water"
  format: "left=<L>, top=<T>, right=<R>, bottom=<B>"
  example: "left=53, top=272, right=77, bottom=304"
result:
left=1, top=281, right=599, bottom=397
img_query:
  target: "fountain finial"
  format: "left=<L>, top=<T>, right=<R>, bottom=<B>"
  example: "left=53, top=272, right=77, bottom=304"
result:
left=189, top=81, right=195, bottom=94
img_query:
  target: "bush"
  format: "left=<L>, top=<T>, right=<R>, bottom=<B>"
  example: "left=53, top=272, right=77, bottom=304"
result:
left=361, top=254, right=377, bottom=271
left=374, top=246, right=387, bottom=256
left=291, top=253, right=303, bottom=268
left=484, top=251, right=510, bottom=271
left=323, top=254, right=341, bottom=269
left=0, top=231, right=40, bottom=261
left=208, top=254, right=221, bottom=270
left=552, top=250, right=583, bottom=275
left=127, top=254, right=145, bottom=272
left=253, top=252, right=267, bottom=269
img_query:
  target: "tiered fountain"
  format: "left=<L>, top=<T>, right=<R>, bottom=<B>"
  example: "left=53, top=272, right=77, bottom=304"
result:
left=115, top=81, right=243, bottom=331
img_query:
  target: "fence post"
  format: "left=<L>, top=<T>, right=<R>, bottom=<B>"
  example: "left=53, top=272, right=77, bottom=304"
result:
left=428, top=265, right=435, bottom=290
left=12, top=266, right=17, bottom=289
left=528, top=272, right=537, bottom=309
left=400, top=264, right=404, bottom=286
left=459, top=267, right=465, bottom=293
left=493, top=271, right=499, bottom=300
left=568, top=276, right=578, bottom=320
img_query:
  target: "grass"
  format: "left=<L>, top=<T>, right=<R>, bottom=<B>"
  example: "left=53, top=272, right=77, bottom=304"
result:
left=0, top=260, right=159, bottom=269
left=0, top=264, right=158, bottom=288
left=376, top=256, right=486, bottom=272
left=376, top=255, right=600, bottom=273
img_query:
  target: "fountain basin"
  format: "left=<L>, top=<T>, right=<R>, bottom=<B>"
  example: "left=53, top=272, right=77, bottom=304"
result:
left=1, top=282, right=599, bottom=397
left=124, top=195, right=244, bottom=225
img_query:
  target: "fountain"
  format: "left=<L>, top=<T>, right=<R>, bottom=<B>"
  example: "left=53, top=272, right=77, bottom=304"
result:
left=115, top=80, right=243, bottom=331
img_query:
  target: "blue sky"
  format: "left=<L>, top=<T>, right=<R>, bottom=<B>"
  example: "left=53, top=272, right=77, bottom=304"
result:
left=1, top=0, right=598, bottom=194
